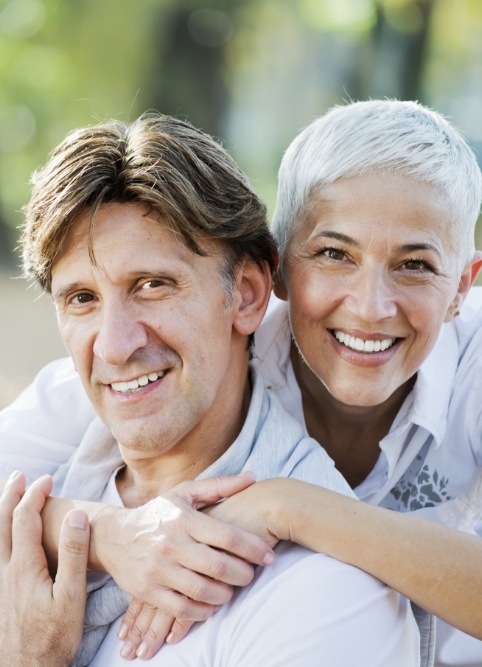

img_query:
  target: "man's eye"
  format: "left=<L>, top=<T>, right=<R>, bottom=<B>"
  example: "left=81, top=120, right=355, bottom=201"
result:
left=71, top=293, right=93, bottom=304
left=140, top=278, right=175, bottom=290
left=141, top=280, right=163, bottom=289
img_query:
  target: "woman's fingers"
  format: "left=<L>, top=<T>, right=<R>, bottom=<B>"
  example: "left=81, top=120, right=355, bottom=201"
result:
left=119, top=603, right=197, bottom=661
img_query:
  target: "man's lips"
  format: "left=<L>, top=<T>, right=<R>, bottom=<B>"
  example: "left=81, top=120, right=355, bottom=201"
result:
left=110, top=370, right=166, bottom=393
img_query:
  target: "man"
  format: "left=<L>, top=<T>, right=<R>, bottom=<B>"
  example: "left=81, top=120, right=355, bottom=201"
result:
left=0, top=113, right=419, bottom=665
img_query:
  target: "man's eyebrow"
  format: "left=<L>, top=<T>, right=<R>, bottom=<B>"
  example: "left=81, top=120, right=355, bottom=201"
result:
left=51, top=283, right=84, bottom=302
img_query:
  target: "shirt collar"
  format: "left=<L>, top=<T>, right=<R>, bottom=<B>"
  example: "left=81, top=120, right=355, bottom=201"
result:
left=253, top=296, right=292, bottom=392
left=390, top=321, right=459, bottom=448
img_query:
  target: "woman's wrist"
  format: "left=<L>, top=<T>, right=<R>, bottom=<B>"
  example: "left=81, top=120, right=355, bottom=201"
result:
left=255, top=478, right=300, bottom=542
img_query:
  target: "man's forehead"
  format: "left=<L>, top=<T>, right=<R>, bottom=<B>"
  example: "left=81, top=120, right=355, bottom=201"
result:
left=57, top=202, right=222, bottom=262
left=51, top=202, right=227, bottom=291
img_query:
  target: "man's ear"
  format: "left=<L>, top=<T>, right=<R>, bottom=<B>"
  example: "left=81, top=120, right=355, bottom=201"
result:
left=445, top=251, right=482, bottom=322
left=232, top=259, right=272, bottom=335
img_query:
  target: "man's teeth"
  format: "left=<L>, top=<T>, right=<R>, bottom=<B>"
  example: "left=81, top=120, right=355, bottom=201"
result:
left=111, top=371, right=165, bottom=393
left=333, top=331, right=396, bottom=353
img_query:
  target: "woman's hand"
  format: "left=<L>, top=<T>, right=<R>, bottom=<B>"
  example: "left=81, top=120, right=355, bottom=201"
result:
left=116, top=600, right=194, bottom=660
left=203, top=478, right=283, bottom=547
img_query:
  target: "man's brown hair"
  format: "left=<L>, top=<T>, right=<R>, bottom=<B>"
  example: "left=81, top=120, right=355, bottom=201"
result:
left=22, top=113, right=276, bottom=292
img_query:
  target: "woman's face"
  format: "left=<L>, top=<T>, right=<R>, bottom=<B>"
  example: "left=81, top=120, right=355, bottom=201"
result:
left=277, top=173, right=475, bottom=407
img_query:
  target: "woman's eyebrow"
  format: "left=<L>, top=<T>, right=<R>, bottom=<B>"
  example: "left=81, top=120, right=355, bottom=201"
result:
left=312, top=230, right=360, bottom=246
left=397, top=242, right=443, bottom=257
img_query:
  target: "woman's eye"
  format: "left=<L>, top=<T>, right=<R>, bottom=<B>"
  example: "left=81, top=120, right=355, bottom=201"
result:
left=320, top=247, right=346, bottom=261
left=402, top=259, right=433, bottom=272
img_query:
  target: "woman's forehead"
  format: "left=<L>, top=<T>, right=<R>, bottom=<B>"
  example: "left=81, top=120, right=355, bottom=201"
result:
left=292, top=173, right=460, bottom=252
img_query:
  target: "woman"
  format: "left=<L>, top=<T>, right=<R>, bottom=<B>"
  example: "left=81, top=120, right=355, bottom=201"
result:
left=221, top=100, right=482, bottom=666
left=1, top=100, right=482, bottom=665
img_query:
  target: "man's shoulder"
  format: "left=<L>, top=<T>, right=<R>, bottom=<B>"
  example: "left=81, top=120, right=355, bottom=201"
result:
left=246, top=369, right=354, bottom=496
left=204, top=542, right=420, bottom=666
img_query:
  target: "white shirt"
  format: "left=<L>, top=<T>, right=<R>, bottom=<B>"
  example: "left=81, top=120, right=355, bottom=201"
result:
left=89, top=473, right=420, bottom=667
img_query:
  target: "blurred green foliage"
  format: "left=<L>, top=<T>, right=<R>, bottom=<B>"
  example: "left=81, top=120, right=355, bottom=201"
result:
left=1, top=0, right=482, bottom=267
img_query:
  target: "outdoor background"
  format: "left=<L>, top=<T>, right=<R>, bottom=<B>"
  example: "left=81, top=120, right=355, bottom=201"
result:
left=1, top=0, right=482, bottom=408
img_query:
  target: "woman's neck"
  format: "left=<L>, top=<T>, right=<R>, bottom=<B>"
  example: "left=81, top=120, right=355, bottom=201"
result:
left=290, top=344, right=414, bottom=488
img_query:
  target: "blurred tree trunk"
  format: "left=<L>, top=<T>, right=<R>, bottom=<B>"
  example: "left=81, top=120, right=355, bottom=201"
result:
left=145, top=1, right=235, bottom=138
left=364, top=0, right=436, bottom=100
left=0, top=214, right=14, bottom=269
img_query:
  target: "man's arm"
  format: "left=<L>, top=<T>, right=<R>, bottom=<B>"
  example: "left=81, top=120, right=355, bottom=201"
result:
left=0, top=472, right=90, bottom=667
left=0, top=473, right=274, bottom=615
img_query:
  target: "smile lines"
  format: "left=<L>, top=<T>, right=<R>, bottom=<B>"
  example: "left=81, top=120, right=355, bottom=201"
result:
left=333, top=330, right=397, bottom=353
left=111, top=371, right=166, bottom=393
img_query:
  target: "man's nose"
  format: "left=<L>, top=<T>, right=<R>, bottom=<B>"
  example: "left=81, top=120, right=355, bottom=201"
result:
left=343, top=267, right=398, bottom=323
left=93, top=306, right=148, bottom=365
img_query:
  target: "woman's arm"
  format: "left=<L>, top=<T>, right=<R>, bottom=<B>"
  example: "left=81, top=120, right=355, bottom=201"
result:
left=209, top=477, right=482, bottom=639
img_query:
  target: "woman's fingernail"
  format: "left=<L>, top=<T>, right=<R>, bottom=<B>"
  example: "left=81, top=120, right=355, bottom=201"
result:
left=117, top=623, right=128, bottom=640
left=166, top=632, right=175, bottom=644
left=120, top=640, right=134, bottom=659
left=263, top=551, right=275, bottom=565
left=137, top=642, right=148, bottom=659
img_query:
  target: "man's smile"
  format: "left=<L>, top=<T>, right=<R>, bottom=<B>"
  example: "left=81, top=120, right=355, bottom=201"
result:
left=110, top=370, right=167, bottom=393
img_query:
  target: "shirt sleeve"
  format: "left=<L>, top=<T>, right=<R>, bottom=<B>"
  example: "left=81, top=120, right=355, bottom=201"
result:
left=0, top=357, right=96, bottom=483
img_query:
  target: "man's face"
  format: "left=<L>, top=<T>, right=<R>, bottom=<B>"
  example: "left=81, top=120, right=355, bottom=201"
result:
left=51, top=203, right=251, bottom=464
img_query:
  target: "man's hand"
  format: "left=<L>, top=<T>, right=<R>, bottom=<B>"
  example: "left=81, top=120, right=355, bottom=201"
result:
left=0, top=471, right=90, bottom=667
left=95, top=472, right=275, bottom=623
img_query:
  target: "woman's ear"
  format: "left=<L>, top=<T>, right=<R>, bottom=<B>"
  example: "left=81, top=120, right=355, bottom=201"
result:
left=445, top=251, right=482, bottom=322
left=232, top=259, right=272, bottom=335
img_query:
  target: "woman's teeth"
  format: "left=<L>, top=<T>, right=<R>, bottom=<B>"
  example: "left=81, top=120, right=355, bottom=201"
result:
left=333, top=331, right=396, bottom=353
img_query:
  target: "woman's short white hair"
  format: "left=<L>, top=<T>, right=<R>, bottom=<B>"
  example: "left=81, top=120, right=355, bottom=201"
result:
left=271, top=99, right=482, bottom=268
